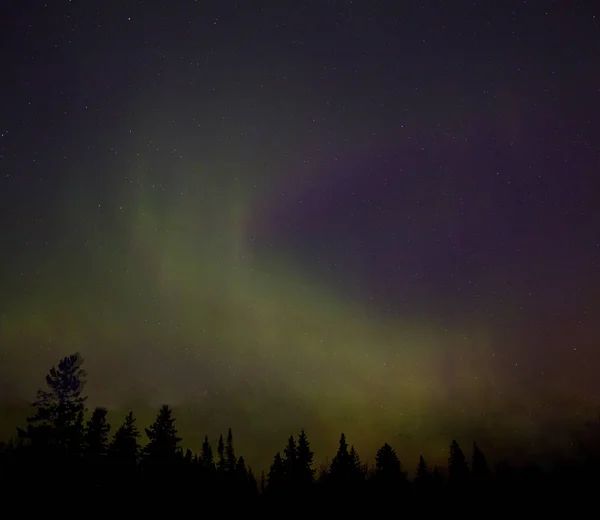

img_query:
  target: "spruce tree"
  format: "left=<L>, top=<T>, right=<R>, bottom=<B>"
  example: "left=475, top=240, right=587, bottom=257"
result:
left=472, top=442, right=490, bottom=480
left=330, top=432, right=351, bottom=478
left=217, top=433, right=226, bottom=474
left=109, top=411, right=140, bottom=466
left=448, top=440, right=469, bottom=484
left=374, top=443, right=405, bottom=486
left=267, top=451, right=285, bottom=494
left=415, top=454, right=430, bottom=485
left=144, top=405, right=182, bottom=463
left=84, top=407, right=111, bottom=460
left=296, top=429, right=315, bottom=486
left=201, top=434, right=215, bottom=472
left=283, top=435, right=298, bottom=483
left=349, top=445, right=363, bottom=477
left=225, top=428, right=236, bottom=473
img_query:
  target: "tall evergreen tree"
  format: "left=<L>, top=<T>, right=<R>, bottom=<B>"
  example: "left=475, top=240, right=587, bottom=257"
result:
left=267, top=451, right=285, bottom=494
left=283, top=434, right=298, bottom=483
left=184, top=448, right=193, bottom=464
left=296, top=429, right=315, bottom=486
left=18, top=353, right=87, bottom=454
left=471, top=442, right=490, bottom=480
left=330, top=432, right=352, bottom=478
left=217, top=433, right=226, bottom=474
left=448, top=440, right=469, bottom=483
left=349, top=445, right=363, bottom=477
left=415, top=454, right=430, bottom=485
left=236, top=455, right=249, bottom=488
left=225, top=428, right=236, bottom=473
left=374, top=443, right=405, bottom=486
left=201, top=434, right=215, bottom=472
left=84, top=407, right=110, bottom=460
left=144, top=405, right=182, bottom=463
left=109, top=411, right=140, bottom=466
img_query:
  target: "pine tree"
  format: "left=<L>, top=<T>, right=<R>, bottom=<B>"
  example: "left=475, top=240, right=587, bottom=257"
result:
left=448, top=440, right=469, bottom=483
left=217, top=433, right=226, bottom=474
left=18, top=353, right=87, bottom=454
left=236, top=455, right=248, bottom=485
left=374, top=443, right=405, bottom=486
left=201, top=434, right=215, bottom=472
left=225, top=428, right=236, bottom=473
left=184, top=448, right=193, bottom=464
left=349, top=445, right=363, bottom=477
left=144, top=405, right=182, bottom=463
left=267, top=451, right=285, bottom=494
left=109, top=411, right=140, bottom=466
left=472, top=442, right=490, bottom=480
left=415, top=454, right=430, bottom=485
left=84, top=407, right=111, bottom=460
left=283, top=434, right=298, bottom=483
left=296, top=429, right=315, bottom=486
left=330, top=432, right=351, bottom=478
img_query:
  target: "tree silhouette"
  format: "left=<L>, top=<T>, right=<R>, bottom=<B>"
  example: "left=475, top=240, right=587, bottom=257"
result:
left=201, top=434, right=215, bottom=472
left=283, top=434, right=298, bottom=484
left=471, top=443, right=489, bottom=478
left=217, top=433, right=226, bottom=474
left=349, top=445, right=362, bottom=477
left=415, top=454, right=430, bottom=485
left=374, top=442, right=405, bottom=489
left=330, top=432, right=351, bottom=478
left=328, top=433, right=365, bottom=492
left=225, top=428, right=236, bottom=473
left=296, top=429, right=315, bottom=486
left=84, top=407, right=110, bottom=460
left=19, top=353, right=87, bottom=454
left=448, top=440, right=469, bottom=484
left=267, top=451, right=285, bottom=494
left=144, top=405, right=182, bottom=463
left=109, top=410, right=140, bottom=466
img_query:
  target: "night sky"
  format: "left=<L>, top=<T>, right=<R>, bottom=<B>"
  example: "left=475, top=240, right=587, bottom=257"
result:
left=1, top=1, right=599, bottom=472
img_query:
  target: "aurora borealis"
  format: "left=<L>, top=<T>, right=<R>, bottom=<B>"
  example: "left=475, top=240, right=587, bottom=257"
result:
left=1, top=1, right=599, bottom=471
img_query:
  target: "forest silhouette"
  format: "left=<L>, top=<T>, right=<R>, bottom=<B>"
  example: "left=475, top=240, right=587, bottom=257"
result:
left=1, top=353, right=598, bottom=511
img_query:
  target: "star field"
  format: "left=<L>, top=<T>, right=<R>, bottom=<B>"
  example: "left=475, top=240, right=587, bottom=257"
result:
left=0, top=1, right=599, bottom=471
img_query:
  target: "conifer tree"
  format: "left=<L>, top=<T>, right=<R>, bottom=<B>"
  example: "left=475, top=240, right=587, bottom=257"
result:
left=236, top=455, right=247, bottom=472
left=201, top=434, right=215, bottom=472
left=225, top=428, right=236, bottom=473
left=283, top=435, right=298, bottom=483
left=84, top=407, right=110, bottom=460
left=374, top=443, right=405, bottom=485
left=217, top=433, right=226, bottom=474
left=268, top=451, right=285, bottom=493
left=472, top=442, right=490, bottom=480
left=330, top=432, right=352, bottom=478
left=415, top=454, right=430, bottom=485
left=144, top=405, right=182, bottom=463
left=448, top=440, right=469, bottom=483
left=109, top=411, right=140, bottom=466
left=350, top=445, right=363, bottom=477
left=184, top=448, right=193, bottom=463
left=19, top=353, right=87, bottom=454
left=296, top=429, right=315, bottom=486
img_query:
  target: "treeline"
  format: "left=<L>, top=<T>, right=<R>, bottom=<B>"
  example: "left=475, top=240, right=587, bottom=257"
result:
left=0, top=354, right=599, bottom=511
